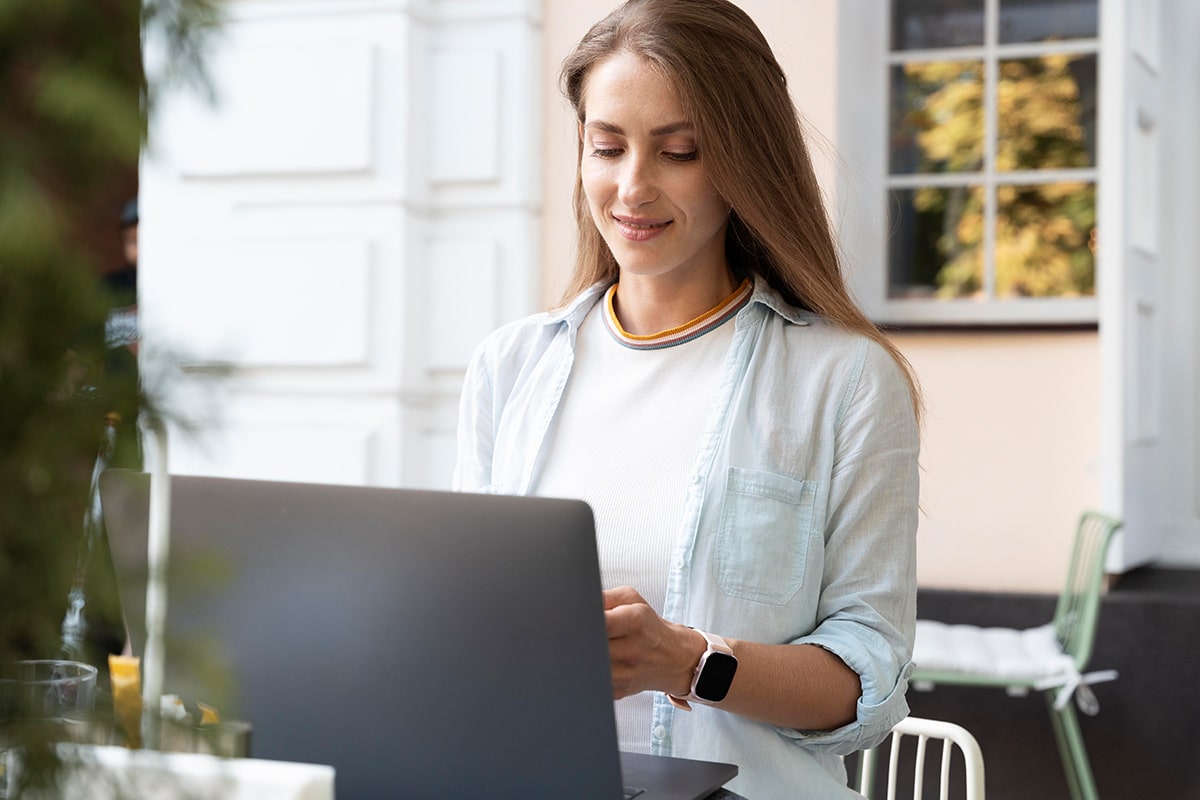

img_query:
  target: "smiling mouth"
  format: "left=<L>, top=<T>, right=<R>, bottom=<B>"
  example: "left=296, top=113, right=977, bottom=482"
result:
left=617, top=218, right=670, bottom=230
left=613, top=217, right=672, bottom=241
left=614, top=217, right=672, bottom=242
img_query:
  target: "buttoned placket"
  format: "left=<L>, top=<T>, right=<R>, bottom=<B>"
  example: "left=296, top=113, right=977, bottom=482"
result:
left=648, top=301, right=767, bottom=755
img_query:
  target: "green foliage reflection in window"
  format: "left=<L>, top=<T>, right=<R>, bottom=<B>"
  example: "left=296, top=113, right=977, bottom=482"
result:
left=887, top=0, right=1098, bottom=304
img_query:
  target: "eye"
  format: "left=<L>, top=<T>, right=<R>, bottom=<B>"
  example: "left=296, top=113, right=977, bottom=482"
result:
left=590, top=146, right=622, bottom=158
left=664, top=150, right=698, bottom=163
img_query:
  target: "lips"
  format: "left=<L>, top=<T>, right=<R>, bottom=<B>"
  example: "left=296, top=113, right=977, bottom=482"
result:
left=613, top=215, right=672, bottom=241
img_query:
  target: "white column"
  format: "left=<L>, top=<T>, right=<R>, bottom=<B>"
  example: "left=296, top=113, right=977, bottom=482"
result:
left=1159, top=0, right=1200, bottom=566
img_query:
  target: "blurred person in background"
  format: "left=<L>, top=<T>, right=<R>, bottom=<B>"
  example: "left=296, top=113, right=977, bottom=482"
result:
left=104, top=197, right=138, bottom=356
left=99, top=196, right=141, bottom=471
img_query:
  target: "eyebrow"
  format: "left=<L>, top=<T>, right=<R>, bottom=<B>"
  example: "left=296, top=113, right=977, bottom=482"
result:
left=585, top=120, right=695, bottom=137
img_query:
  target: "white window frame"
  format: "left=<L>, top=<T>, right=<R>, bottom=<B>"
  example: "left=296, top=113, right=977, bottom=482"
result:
left=837, top=0, right=1101, bottom=326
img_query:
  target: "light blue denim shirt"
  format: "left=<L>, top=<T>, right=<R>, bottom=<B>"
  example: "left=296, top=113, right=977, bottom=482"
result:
left=453, top=279, right=919, bottom=800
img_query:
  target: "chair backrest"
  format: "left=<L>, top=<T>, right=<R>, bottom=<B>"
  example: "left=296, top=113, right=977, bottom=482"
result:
left=853, top=716, right=986, bottom=800
left=1051, top=511, right=1122, bottom=671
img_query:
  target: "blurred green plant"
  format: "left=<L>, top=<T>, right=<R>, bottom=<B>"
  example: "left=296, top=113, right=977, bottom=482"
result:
left=0, top=0, right=222, bottom=683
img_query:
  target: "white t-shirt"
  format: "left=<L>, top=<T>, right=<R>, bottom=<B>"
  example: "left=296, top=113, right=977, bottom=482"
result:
left=536, top=298, right=737, bottom=752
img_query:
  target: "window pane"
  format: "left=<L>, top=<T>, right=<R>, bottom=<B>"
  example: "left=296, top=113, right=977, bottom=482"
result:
left=995, top=182, right=1095, bottom=297
left=890, top=61, right=984, bottom=174
left=997, top=54, right=1097, bottom=170
left=892, top=0, right=985, bottom=50
left=888, top=186, right=985, bottom=299
left=999, top=0, right=1098, bottom=44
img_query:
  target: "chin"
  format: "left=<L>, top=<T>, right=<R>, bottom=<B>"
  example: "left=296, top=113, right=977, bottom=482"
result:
left=611, top=258, right=671, bottom=278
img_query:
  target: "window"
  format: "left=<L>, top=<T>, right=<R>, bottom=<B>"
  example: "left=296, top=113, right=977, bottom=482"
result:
left=840, top=0, right=1102, bottom=325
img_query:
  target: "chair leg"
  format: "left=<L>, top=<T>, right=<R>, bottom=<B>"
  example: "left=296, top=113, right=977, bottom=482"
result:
left=854, top=747, right=876, bottom=798
left=1046, top=692, right=1082, bottom=800
left=1045, top=691, right=1099, bottom=800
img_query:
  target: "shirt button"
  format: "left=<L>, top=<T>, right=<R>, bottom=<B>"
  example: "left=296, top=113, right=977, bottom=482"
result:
left=673, top=557, right=685, bottom=571
left=652, top=726, right=667, bottom=740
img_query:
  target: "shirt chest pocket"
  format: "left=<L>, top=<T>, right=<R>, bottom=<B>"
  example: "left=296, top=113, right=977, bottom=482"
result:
left=713, top=468, right=818, bottom=605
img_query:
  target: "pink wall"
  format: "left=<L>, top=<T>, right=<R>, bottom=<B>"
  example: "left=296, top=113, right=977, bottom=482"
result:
left=897, top=332, right=1101, bottom=591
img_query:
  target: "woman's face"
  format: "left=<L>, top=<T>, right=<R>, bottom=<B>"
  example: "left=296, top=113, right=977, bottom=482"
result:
left=579, top=52, right=730, bottom=285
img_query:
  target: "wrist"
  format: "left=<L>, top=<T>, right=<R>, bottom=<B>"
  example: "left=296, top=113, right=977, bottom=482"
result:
left=670, top=626, right=708, bottom=697
left=667, top=628, right=738, bottom=711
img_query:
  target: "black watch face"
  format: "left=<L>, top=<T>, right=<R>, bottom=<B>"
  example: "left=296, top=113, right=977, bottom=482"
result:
left=694, top=652, right=738, bottom=702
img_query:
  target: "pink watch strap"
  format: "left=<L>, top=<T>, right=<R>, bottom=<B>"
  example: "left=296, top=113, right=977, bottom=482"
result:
left=667, top=629, right=734, bottom=711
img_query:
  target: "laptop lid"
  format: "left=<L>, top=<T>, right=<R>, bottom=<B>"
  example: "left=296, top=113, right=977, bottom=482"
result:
left=99, top=472, right=736, bottom=800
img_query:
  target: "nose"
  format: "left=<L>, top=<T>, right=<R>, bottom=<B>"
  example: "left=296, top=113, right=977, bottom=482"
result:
left=617, top=153, right=658, bottom=208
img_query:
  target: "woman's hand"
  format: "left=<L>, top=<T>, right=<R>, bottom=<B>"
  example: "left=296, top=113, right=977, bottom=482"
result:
left=601, top=586, right=861, bottom=730
left=603, top=586, right=704, bottom=700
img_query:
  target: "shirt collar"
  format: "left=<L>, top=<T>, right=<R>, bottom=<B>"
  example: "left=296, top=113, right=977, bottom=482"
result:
left=542, top=281, right=612, bottom=332
left=745, top=277, right=812, bottom=327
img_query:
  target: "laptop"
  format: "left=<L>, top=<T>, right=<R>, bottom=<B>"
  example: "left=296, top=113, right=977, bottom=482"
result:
left=99, top=471, right=738, bottom=800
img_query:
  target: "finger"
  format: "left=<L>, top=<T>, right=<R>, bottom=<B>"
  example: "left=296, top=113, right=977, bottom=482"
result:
left=604, top=604, right=636, bottom=638
left=606, top=638, right=640, bottom=698
left=605, top=619, right=638, bottom=661
left=602, top=585, right=643, bottom=610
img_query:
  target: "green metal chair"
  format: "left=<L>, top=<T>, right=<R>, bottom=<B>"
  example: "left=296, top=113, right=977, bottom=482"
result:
left=909, top=511, right=1122, bottom=800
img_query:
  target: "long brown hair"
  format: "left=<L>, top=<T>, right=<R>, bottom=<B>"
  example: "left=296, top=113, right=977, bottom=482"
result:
left=559, top=0, right=921, bottom=419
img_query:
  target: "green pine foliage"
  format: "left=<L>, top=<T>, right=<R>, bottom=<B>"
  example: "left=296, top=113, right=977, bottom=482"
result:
left=0, top=0, right=221, bottom=667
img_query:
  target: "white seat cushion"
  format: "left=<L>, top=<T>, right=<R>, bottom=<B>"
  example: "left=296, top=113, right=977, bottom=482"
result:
left=913, top=620, right=1075, bottom=683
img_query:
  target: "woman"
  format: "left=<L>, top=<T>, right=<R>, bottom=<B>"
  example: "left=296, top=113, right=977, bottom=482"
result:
left=453, top=1, right=921, bottom=797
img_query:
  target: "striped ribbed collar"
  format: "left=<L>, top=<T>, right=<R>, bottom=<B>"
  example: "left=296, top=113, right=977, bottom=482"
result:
left=602, top=278, right=754, bottom=350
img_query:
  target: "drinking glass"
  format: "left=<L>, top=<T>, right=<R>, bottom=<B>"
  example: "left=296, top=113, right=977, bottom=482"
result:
left=0, top=660, right=98, bottom=723
left=0, top=660, right=98, bottom=798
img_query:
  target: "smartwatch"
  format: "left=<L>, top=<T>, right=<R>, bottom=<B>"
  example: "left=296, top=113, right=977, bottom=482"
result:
left=667, top=629, right=738, bottom=711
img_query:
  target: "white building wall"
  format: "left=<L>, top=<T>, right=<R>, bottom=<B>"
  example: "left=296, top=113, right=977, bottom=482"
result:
left=140, top=0, right=542, bottom=490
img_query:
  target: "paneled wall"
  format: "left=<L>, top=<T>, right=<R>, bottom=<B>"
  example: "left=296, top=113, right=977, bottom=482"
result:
left=140, top=0, right=542, bottom=489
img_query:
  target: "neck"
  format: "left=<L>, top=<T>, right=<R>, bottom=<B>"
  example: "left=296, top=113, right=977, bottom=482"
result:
left=612, top=268, right=738, bottom=336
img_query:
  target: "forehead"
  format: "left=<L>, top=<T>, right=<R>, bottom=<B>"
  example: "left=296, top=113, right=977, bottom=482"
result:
left=580, top=52, right=688, bottom=127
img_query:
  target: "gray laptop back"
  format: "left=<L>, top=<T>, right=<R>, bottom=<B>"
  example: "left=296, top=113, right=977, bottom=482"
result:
left=100, top=471, right=627, bottom=799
